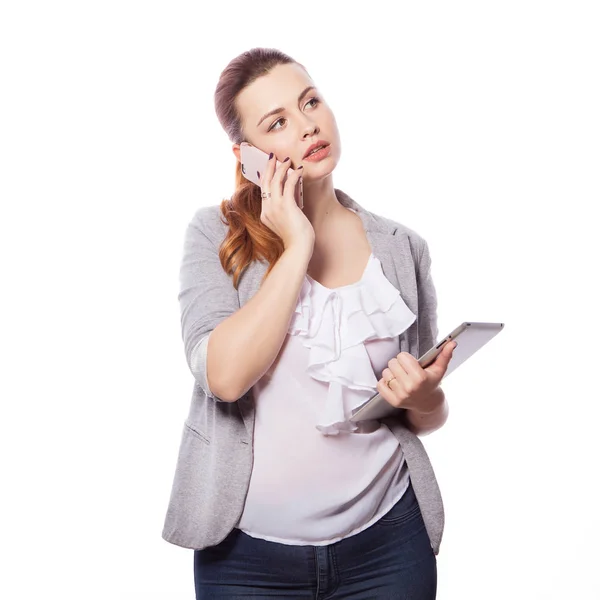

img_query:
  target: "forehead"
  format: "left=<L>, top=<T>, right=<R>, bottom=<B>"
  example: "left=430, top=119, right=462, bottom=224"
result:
left=236, top=63, right=315, bottom=128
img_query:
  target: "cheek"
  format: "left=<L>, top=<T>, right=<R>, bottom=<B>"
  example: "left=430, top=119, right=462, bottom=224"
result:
left=253, top=139, right=288, bottom=160
left=324, top=107, right=338, bottom=127
left=273, top=141, right=297, bottom=161
left=326, top=116, right=341, bottom=146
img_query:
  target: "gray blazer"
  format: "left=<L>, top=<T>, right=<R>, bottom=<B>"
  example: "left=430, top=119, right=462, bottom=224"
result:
left=161, top=188, right=445, bottom=554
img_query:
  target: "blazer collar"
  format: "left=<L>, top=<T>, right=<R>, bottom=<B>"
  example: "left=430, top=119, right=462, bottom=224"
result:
left=334, top=188, right=398, bottom=236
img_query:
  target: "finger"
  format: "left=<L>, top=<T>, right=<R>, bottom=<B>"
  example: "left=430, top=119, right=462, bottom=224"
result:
left=258, top=151, right=276, bottom=190
left=445, top=341, right=457, bottom=358
left=271, top=156, right=291, bottom=197
left=381, top=367, right=408, bottom=400
left=392, top=353, right=428, bottom=397
left=376, top=377, right=403, bottom=408
left=396, top=352, right=426, bottom=381
left=386, top=356, right=408, bottom=381
left=381, top=367, right=397, bottom=383
left=259, top=187, right=272, bottom=205
left=425, top=341, right=456, bottom=379
left=283, top=166, right=303, bottom=197
left=435, top=341, right=456, bottom=367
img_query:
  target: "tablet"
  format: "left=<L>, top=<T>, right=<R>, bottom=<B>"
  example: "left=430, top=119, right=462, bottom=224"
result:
left=349, top=321, right=504, bottom=423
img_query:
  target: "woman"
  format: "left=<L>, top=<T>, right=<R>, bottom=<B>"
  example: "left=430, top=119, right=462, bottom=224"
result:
left=162, top=47, right=456, bottom=599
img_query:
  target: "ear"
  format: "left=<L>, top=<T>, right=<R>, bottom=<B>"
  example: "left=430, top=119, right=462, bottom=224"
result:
left=232, top=143, right=242, bottom=163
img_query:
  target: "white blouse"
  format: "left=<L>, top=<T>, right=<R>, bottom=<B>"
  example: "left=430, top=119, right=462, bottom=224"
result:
left=232, top=225, right=419, bottom=545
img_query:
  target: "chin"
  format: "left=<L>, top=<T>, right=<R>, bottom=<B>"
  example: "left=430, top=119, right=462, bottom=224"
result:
left=302, top=147, right=340, bottom=177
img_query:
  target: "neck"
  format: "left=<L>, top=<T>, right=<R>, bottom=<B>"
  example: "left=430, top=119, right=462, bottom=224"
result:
left=301, top=175, right=345, bottom=233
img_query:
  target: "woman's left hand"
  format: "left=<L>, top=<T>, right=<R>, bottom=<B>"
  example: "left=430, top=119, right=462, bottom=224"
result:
left=376, top=342, right=457, bottom=414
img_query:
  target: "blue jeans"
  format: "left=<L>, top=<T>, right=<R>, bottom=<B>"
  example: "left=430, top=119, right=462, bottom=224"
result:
left=193, top=480, right=437, bottom=599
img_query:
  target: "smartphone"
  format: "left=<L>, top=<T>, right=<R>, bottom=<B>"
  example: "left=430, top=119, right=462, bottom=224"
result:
left=240, top=142, right=304, bottom=209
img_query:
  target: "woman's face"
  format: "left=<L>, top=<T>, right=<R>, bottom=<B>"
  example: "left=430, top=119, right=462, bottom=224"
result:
left=233, top=62, right=341, bottom=180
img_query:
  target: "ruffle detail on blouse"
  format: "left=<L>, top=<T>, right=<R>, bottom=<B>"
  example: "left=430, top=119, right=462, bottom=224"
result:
left=288, top=254, right=416, bottom=435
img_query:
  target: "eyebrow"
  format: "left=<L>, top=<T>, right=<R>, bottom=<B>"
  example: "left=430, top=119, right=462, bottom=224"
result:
left=256, top=86, right=316, bottom=127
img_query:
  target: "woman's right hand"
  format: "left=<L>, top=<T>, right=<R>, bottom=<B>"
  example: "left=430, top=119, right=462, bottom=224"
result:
left=259, top=153, right=315, bottom=252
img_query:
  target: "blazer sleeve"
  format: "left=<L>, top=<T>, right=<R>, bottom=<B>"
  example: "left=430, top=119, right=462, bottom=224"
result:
left=190, top=334, right=216, bottom=399
left=178, top=209, right=240, bottom=401
left=416, top=238, right=439, bottom=357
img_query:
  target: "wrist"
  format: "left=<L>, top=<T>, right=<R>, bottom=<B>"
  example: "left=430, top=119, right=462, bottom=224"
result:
left=284, top=242, right=313, bottom=267
left=404, top=388, right=449, bottom=435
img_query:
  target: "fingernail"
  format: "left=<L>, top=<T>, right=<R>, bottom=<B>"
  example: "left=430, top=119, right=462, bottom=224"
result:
left=268, top=152, right=273, bottom=160
left=257, top=170, right=260, bottom=178
left=283, top=157, right=290, bottom=162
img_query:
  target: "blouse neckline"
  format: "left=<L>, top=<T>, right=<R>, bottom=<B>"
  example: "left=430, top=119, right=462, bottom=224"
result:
left=305, top=253, right=374, bottom=293
left=288, top=250, right=417, bottom=435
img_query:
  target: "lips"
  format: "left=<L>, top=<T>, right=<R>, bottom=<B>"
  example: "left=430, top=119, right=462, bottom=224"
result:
left=303, top=140, right=330, bottom=159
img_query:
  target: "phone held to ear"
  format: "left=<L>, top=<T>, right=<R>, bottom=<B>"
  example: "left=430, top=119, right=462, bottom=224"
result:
left=240, top=142, right=304, bottom=209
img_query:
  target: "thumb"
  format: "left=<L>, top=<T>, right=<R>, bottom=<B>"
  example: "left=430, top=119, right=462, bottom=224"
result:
left=427, top=341, right=456, bottom=378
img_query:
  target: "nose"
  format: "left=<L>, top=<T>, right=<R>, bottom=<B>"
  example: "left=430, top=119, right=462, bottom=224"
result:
left=302, top=119, right=319, bottom=139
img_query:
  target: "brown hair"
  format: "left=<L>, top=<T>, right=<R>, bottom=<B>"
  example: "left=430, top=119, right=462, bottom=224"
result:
left=214, top=47, right=308, bottom=289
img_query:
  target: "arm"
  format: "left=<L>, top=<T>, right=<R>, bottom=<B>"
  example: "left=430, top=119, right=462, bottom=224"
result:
left=180, top=209, right=313, bottom=403
left=205, top=242, right=313, bottom=401
left=403, top=387, right=449, bottom=436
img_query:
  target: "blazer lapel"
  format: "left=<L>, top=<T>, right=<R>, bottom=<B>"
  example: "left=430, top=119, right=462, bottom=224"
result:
left=335, top=189, right=417, bottom=353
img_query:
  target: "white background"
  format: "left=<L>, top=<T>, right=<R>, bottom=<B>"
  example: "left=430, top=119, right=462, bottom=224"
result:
left=1, top=1, right=599, bottom=598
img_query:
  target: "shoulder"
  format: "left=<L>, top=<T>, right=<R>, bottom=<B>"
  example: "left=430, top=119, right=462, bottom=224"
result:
left=338, top=186, right=429, bottom=257
left=186, top=204, right=229, bottom=246
left=366, top=207, right=431, bottom=266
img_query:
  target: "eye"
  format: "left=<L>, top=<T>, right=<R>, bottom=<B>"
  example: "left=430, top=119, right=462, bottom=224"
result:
left=268, top=117, right=285, bottom=132
left=267, top=97, right=321, bottom=132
